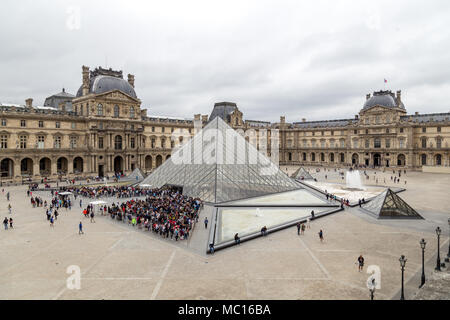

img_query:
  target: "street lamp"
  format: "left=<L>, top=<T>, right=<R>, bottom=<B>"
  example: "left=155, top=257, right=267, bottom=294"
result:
left=446, top=218, right=450, bottom=263
left=419, top=239, right=426, bottom=288
left=399, top=255, right=407, bottom=300
left=435, top=227, right=441, bottom=271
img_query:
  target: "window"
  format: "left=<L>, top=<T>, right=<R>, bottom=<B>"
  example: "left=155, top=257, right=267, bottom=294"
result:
left=321, top=131, right=324, bottom=136
left=0, top=135, right=7, bottom=149
left=422, top=127, right=426, bottom=133
left=421, top=154, right=427, bottom=165
left=171, top=128, right=174, bottom=133
left=303, top=153, right=306, bottom=161
left=437, top=127, right=441, bottom=133
left=71, top=122, right=76, bottom=129
left=54, top=136, right=61, bottom=149
left=288, top=152, right=292, bottom=161
left=151, top=138, right=155, bottom=148
left=312, top=131, right=315, bottom=136
left=130, top=107, right=135, bottom=119
left=386, top=128, right=389, bottom=133
left=98, top=122, right=103, bottom=130
left=37, top=135, right=45, bottom=148
left=376, top=115, right=381, bottom=124
left=365, top=118, right=369, bottom=124
left=55, top=122, right=60, bottom=128
left=340, top=140, right=345, bottom=148
left=321, top=140, right=325, bottom=148
left=151, top=127, right=155, bottom=132
left=114, top=136, right=122, bottom=150
left=400, top=128, right=404, bottom=133
left=436, top=137, right=442, bottom=149
left=385, top=139, right=390, bottom=148
left=20, top=135, right=27, bottom=149
left=421, top=137, right=427, bottom=148
left=97, top=104, right=103, bottom=116
left=311, top=140, right=316, bottom=148
left=311, top=153, right=315, bottom=161
left=130, top=124, right=134, bottom=130
left=399, top=139, right=404, bottom=148
left=374, top=138, right=381, bottom=148
left=354, top=130, right=357, bottom=134
left=365, top=129, right=369, bottom=134
left=330, top=140, right=335, bottom=148
left=20, top=120, right=26, bottom=127
left=162, top=127, right=165, bottom=133
left=303, top=140, right=307, bottom=148
left=353, top=140, right=358, bottom=148
left=1, top=119, right=6, bottom=126
left=38, top=121, right=44, bottom=128
left=70, top=136, right=77, bottom=148
left=80, top=104, right=84, bottom=116
left=331, top=131, right=334, bottom=136
left=171, top=140, right=175, bottom=148
left=161, top=137, right=165, bottom=148
left=130, top=137, right=135, bottom=148
left=114, top=105, right=119, bottom=118
left=386, top=115, right=390, bottom=123
left=365, top=140, right=370, bottom=148
left=98, top=137, right=104, bottom=149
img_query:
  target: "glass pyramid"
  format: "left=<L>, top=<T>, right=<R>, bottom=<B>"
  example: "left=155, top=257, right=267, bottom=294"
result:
left=123, top=168, right=146, bottom=182
left=291, top=167, right=314, bottom=180
left=139, top=117, right=301, bottom=203
left=361, top=188, right=423, bottom=219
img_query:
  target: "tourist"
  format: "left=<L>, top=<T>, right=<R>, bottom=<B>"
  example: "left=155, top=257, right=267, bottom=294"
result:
left=204, top=217, right=208, bottom=229
left=209, top=243, right=215, bottom=254
left=311, top=210, right=315, bottom=219
left=261, top=226, right=267, bottom=236
left=79, top=221, right=84, bottom=234
left=50, top=216, right=54, bottom=227
left=301, top=223, right=306, bottom=234
left=318, top=229, right=324, bottom=242
left=8, top=204, right=11, bottom=214
left=3, top=217, right=8, bottom=230
left=90, top=211, right=95, bottom=223
left=357, top=255, right=365, bottom=272
left=234, top=233, right=241, bottom=245
left=358, top=199, right=361, bottom=207
left=296, top=222, right=301, bottom=235
left=6, top=192, right=10, bottom=201
left=306, top=217, right=310, bottom=229
left=8, top=218, right=13, bottom=229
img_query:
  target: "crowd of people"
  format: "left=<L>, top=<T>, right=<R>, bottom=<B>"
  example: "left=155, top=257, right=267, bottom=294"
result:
left=59, top=185, right=152, bottom=199
left=101, top=187, right=203, bottom=241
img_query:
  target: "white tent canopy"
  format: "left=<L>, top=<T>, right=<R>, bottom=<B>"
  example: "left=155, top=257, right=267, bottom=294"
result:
left=58, top=191, right=73, bottom=196
left=89, top=200, right=108, bottom=205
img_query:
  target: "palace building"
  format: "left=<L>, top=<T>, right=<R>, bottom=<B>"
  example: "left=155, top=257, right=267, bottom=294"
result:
left=0, top=65, right=449, bottom=183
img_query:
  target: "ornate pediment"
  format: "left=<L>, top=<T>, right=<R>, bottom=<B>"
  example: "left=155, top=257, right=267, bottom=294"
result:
left=94, top=90, right=140, bottom=103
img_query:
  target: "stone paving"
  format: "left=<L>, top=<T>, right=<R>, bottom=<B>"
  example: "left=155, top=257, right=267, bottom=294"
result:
left=0, top=170, right=449, bottom=300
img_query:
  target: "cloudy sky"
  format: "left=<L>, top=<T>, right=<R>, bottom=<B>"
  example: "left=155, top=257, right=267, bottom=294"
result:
left=1, top=0, right=450, bottom=122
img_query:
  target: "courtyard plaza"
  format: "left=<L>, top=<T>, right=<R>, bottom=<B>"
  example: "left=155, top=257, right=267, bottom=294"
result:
left=0, top=169, right=449, bottom=300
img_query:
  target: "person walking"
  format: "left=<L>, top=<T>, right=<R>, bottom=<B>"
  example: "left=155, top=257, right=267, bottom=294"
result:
left=357, top=255, right=365, bottom=272
left=79, top=199, right=82, bottom=208
left=9, top=218, right=13, bottom=229
left=204, top=217, right=208, bottom=229
left=90, top=211, right=95, bottom=223
left=301, top=223, right=306, bottom=235
left=306, top=217, right=310, bottom=229
left=261, top=226, right=267, bottom=236
left=79, top=221, right=84, bottom=234
left=296, top=222, right=301, bottom=235
left=6, top=192, right=10, bottom=201
left=318, top=229, right=324, bottom=242
left=234, top=233, right=241, bottom=245
left=7, top=204, right=11, bottom=214
left=50, top=216, right=54, bottom=227
left=3, top=217, right=9, bottom=230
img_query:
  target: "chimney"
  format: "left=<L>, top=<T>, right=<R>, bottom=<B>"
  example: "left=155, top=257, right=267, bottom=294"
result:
left=201, top=115, right=208, bottom=123
left=25, top=98, right=33, bottom=108
left=140, top=109, right=147, bottom=117
left=194, top=114, right=201, bottom=121
left=355, top=114, right=359, bottom=120
left=415, top=111, right=419, bottom=115
left=366, top=93, right=371, bottom=100
left=82, top=65, right=90, bottom=96
left=280, top=116, right=285, bottom=123
left=302, top=118, right=306, bottom=122
left=396, top=90, right=401, bottom=104
left=128, top=74, right=135, bottom=88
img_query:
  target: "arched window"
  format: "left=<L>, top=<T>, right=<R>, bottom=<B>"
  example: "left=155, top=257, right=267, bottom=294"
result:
left=421, top=137, right=427, bottom=148
left=114, top=105, right=119, bottom=118
left=130, top=107, right=135, bottom=119
left=436, top=137, right=442, bottom=149
left=114, top=135, right=122, bottom=150
left=97, top=104, right=103, bottom=116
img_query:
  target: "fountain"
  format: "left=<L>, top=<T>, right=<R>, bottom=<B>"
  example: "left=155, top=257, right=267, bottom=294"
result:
left=345, top=169, right=365, bottom=191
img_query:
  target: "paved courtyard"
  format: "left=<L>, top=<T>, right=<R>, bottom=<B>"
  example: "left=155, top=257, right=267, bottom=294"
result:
left=0, top=168, right=449, bottom=300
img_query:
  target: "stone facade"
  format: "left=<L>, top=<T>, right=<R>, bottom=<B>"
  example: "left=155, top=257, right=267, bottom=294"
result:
left=1, top=66, right=449, bottom=183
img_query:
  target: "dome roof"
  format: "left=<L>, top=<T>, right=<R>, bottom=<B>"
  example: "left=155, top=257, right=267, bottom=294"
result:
left=363, top=91, right=404, bottom=110
left=76, top=75, right=137, bottom=98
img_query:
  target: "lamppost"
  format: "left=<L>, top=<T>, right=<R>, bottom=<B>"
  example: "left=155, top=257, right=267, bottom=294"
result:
left=435, top=227, right=441, bottom=271
left=399, top=255, right=407, bottom=300
left=446, top=218, right=450, bottom=263
left=419, top=239, right=426, bottom=288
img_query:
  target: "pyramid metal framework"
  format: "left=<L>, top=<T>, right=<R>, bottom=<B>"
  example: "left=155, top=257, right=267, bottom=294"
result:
left=291, top=167, right=314, bottom=180
left=361, top=188, right=423, bottom=219
left=140, top=117, right=301, bottom=203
